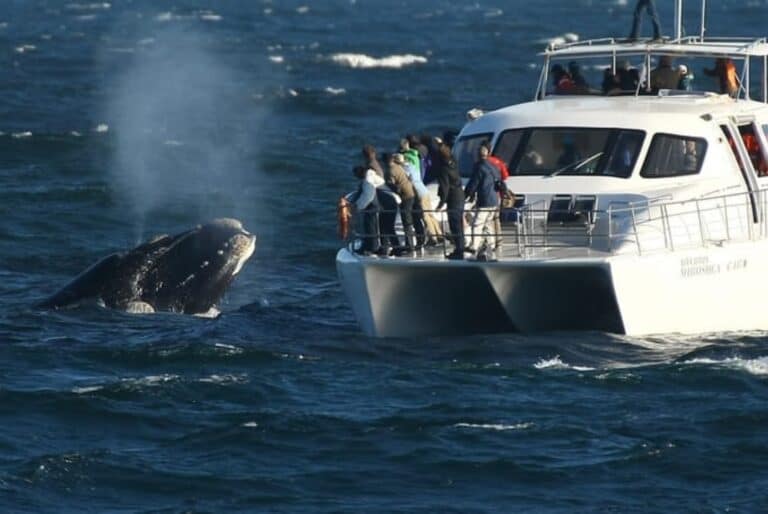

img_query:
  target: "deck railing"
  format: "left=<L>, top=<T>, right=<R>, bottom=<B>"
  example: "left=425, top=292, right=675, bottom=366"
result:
left=344, top=188, right=768, bottom=259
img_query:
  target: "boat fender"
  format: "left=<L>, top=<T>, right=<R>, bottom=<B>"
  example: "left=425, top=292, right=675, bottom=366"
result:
left=337, top=196, right=352, bottom=240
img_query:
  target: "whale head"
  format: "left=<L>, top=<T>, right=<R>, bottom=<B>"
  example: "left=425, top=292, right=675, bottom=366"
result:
left=40, top=218, right=257, bottom=315
left=139, top=218, right=257, bottom=314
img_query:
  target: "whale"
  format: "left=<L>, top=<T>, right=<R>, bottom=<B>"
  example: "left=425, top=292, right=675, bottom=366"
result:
left=40, top=218, right=256, bottom=315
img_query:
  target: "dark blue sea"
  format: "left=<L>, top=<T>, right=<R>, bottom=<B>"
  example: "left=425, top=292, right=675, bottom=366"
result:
left=3, top=0, right=768, bottom=511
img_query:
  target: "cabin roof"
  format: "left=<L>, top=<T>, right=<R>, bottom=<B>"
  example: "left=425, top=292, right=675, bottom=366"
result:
left=543, top=37, right=768, bottom=59
left=463, top=95, right=768, bottom=136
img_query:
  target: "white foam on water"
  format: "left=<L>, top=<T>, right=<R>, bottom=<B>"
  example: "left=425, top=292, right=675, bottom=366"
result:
left=330, top=53, right=428, bottom=69
left=681, top=356, right=768, bottom=376
left=242, top=421, right=259, bottom=428
left=454, top=422, right=533, bottom=431
left=296, top=6, right=310, bottom=14
left=94, top=123, right=109, bottom=133
left=214, top=342, right=243, bottom=355
left=12, top=131, right=32, bottom=139
left=70, top=131, right=82, bottom=137
left=198, top=373, right=248, bottom=384
left=198, top=11, right=221, bottom=22
left=72, top=385, right=103, bottom=394
left=194, top=307, right=221, bottom=319
left=76, top=14, right=97, bottom=21
left=122, top=374, right=179, bottom=386
left=534, top=355, right=595, bottom=372
left=14, top=45, right=36, bottom=54
left=324, top=86, right=346, bottom=95
left=269, top=55, right=284, bottom=63
left=484, top=8, right=503, bottom=17
left=66, top=2, right=111, bottom=10
left=163, top=139, right=184, bottom=146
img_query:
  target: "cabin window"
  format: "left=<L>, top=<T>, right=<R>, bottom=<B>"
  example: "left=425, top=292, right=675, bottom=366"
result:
left=454, top=133, right=493, bottom=177
left=493, top=129, right=524, bottom=166
left=640, top=134, right=707, bottom=178
left=505, top=127, right=644, bottom=178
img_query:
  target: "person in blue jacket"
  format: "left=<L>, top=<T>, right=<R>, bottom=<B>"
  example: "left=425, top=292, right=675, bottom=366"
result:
left=464, top=143, right=501, bottom=259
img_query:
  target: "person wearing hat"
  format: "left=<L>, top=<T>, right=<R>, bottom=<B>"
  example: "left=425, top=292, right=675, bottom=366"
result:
left=386, top=153, right=418, bottom=255
left=678, top=64, right=694, bottom=91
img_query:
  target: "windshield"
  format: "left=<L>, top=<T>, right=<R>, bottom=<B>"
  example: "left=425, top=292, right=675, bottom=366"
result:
left=453, top=133, right=492, bottom=177
left=495, top=127, right=645, bottom=178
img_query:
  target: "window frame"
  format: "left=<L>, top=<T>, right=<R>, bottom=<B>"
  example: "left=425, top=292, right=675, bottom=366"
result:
left=453, top=132, right=494, bottom=178
left=493, top=126, right=646, bottom=179
left=639, top=132, right=708, bottom=179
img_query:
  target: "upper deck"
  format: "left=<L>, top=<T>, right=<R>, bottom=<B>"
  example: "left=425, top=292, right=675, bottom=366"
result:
left=535, top=0, right=768, bottom=103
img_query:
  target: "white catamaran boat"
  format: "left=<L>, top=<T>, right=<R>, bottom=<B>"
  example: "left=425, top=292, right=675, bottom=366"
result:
left=337, top=1, right=768, bottom=337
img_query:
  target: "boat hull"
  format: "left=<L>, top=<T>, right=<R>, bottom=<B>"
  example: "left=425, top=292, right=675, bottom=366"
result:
left=337, top=239, right=768, bottom=337
left=336, top=249, right=624, bottom=337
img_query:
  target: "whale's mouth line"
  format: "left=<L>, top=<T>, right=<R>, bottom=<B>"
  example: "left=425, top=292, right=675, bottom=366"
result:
left=232, top=234, right=256, bottom=277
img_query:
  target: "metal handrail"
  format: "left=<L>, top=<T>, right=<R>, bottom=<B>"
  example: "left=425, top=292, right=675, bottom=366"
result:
left=344, top=188, right=768, bottom=260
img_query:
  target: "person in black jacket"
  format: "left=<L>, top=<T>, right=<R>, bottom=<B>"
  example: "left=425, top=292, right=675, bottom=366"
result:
left=434, top=143, right=465, bottom=260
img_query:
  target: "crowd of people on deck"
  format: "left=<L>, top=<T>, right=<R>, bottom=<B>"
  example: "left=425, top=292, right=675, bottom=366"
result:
left=553, top=55, right=738, bottom=98
left=551, top=0, right=741, bottom=98
left=344, top=132, right=511, bottom=261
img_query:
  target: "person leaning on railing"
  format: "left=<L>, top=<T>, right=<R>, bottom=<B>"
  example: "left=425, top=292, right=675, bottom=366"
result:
left=386, top=153, right=418, bottom=255
left=349, top=165, right=382, bottom=255
left=434, top=143, right=465, bottom=260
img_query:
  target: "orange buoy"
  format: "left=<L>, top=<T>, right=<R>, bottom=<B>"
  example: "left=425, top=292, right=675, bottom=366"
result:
left=337, top=196, right=352, bottom=240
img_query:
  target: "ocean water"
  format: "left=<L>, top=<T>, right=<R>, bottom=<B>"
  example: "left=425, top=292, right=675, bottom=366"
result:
left=3, top=0, right=768, bottom=512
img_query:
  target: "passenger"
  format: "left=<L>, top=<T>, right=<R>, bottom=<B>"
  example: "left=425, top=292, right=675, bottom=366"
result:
left=376, top=154, right=401, bottom=256
left=401, top=150, right=443, bottom=246
left=650, top=56, right=682, bottom=91
left=678, top=64, right=694, bottom=91
left=407, top=134, right=429, bottom=179
left=743, top=133, right=768, bottom=176
left=362, top=144, right=384, bottom=177
left=434, top=143, right=465, bottom=260
left=602, top=68, right=619, bottom=95
left=464, top=142, right=501, bottom=260
left=349, top=165, right=381, bottom=255
left=682, top=140, right=699, bottom=172
left=442, top=130, right=459, bottom=149
left=551, top=64, right=575, bottom=94
left=568, top=61, right=589, bottom=91
left=628, top=0, right=662, bottom=42
left=418, top=134, right=435, bottom=181
left=398, top=138, right=421, bottom=175
left=556, top=137, right=581, bottom=169
left=386, top=153, right=417, bottom=255
left=704, top=58, right=739, bottom=97
left=617, top=60, right=640, bottom=91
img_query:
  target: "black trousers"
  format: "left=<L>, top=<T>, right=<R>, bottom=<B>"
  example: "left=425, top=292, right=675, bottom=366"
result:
left=399, top=196, right=416, bottom=250
left=377, top=191, right=399, bottom=248
left=361, top=204, right=380, bottom=253
left=412, top=197, right=426, bottom=246
left=447, top=202, right=464, bottom=253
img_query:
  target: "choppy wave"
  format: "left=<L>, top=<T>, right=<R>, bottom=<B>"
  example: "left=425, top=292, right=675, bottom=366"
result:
left=681, top=356, right=768, bottom=376
left=534, top=355, right=595, bottom=371
left=454, top=422, right=533, bottom=431
left=329, top=53, right=428, bottom=69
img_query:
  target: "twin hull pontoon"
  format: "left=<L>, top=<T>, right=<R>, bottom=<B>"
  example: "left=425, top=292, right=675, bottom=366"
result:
left=337, top=2, right=768, bottom=337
